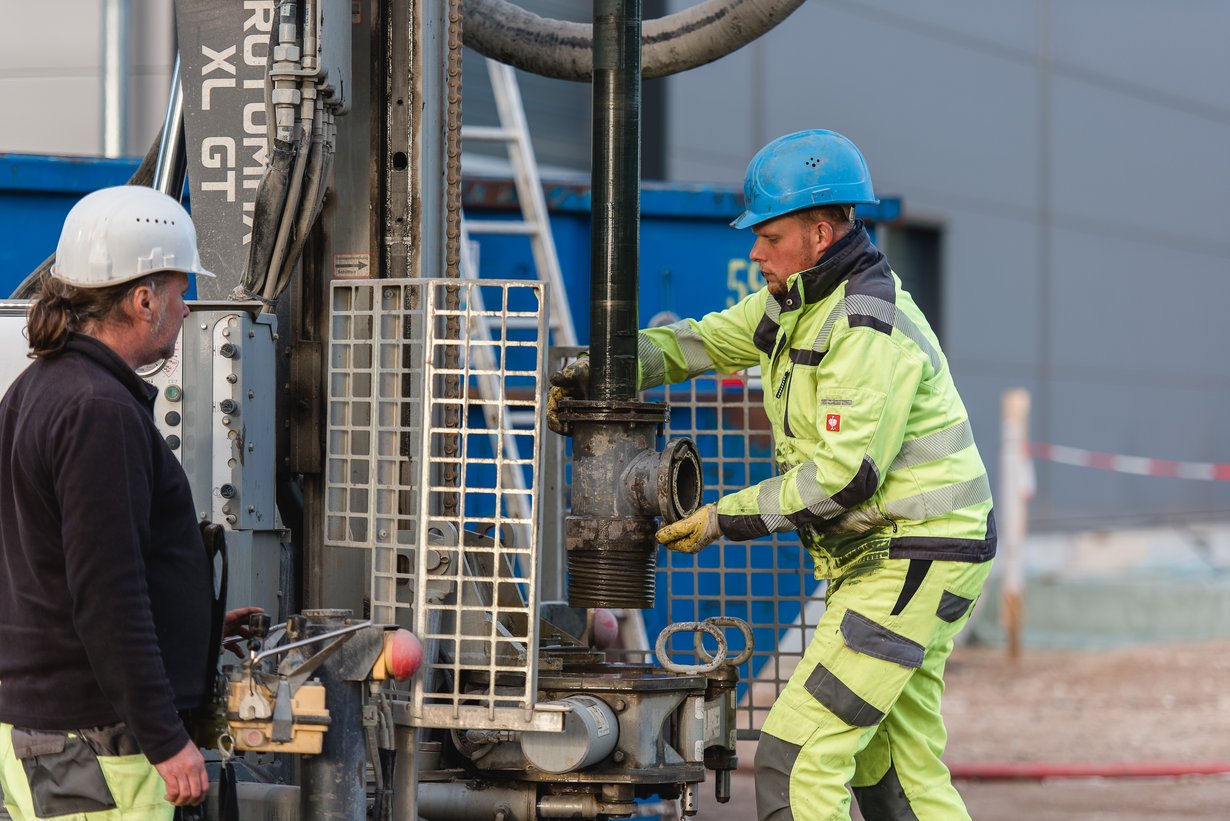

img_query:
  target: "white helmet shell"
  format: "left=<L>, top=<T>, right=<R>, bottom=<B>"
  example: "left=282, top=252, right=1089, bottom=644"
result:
left=51, top=186, right=215, bottom=289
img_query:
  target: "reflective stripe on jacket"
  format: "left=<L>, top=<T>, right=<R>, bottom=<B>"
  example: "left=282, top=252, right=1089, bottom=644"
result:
left=638, top=223, right=995, bottom=579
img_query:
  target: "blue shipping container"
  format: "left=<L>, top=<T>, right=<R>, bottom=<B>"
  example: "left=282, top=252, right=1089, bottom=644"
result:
left=1, top=153, right=902, bottom=693
left=0, top=154, right=899, bottom=327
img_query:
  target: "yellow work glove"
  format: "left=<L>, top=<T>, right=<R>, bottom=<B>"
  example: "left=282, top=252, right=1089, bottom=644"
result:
left=656, top=504, right=721, bottom=554
left=545, top=356, right=590, bottom=435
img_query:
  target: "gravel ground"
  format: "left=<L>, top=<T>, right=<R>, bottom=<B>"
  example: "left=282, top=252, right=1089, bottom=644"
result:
left=696, top=641, right=1230, bottom=820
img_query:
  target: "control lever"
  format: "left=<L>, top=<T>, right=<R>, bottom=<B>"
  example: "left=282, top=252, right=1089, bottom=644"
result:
left=247, top=612, right=272, bottom=656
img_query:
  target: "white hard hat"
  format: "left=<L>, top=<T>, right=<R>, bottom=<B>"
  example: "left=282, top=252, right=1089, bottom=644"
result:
left=51, top=186, right=215, bottom=289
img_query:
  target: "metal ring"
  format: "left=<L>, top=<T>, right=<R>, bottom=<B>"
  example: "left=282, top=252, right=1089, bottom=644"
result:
left=655, top=620, right=727, bottom=675
left=693, top=617, right=754, bottom=667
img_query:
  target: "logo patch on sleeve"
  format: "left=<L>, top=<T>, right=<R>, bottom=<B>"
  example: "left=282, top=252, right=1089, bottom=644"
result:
left=826, top=414, right=841, bottom=432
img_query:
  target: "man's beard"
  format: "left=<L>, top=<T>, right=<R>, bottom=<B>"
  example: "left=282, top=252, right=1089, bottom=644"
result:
left=148, top=307, right=177, bottom=362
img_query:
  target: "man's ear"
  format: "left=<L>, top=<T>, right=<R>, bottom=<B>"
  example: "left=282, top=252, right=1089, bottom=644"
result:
left=815, top=220, right=835, bottom=253
left=128, top=281, right=156, bottom=324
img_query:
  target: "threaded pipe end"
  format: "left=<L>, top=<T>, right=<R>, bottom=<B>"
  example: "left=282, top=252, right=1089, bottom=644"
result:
left=568, top=543, right=656, bottom=609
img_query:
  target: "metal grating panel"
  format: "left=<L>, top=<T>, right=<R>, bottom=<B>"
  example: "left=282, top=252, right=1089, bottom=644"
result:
left=326, top=278, right=553, bottom=731
left=325, top=282, right=425, bottom=555
left=646, top=374, right=826, bottom=740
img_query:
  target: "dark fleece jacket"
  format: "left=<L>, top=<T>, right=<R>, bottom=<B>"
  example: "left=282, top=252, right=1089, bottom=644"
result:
left=0, top=333, right=211, bottom=764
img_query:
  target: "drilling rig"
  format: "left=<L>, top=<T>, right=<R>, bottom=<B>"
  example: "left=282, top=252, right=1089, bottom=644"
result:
left=2, top=1, right=813, bottom=818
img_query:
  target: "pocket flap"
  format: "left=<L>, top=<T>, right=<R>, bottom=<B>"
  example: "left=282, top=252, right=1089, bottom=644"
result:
left=79, top=723, right=142, bottom=757
left=937, top=590, right=975, bottom=623
left=10, top=728, right=67, bottom=759
left=840, top=610, right=924, bottom=669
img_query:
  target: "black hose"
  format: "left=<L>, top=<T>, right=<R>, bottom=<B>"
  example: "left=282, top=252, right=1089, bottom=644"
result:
left=272, top=110, right=331, bottom=299
left=372, top=748, right=396, bottom=821
left=262, top=126, right=312, bottom=303
left=240, top=136, right=297, bottom=297
left=462, top=0, right=806, bottom=81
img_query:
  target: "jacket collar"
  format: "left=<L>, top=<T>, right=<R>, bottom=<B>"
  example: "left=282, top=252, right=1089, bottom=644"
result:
left=752, top=221, right=886, bottom=355
left=65, top=333, right=159, bottom=408
left=775, top=220, right=882, bottom=310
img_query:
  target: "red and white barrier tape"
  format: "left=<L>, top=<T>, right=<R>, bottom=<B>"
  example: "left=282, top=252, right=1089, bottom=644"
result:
left=1029, top=443, right=1230, bottom=482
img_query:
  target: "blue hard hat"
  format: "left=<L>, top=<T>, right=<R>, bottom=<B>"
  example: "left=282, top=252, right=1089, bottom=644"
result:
left=731, top=129, right=878, bottom=229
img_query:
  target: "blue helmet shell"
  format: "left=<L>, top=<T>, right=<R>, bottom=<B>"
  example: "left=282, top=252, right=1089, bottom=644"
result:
left=732, top=129, right=878, bottom=229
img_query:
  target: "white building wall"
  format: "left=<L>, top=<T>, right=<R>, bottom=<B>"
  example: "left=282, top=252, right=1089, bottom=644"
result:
left=0, top=0, right=174, bottom=156
left=663, top=0, right=1230, bottom=528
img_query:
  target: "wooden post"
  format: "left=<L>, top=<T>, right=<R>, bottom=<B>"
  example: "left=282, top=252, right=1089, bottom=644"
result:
left=999, top=389, right=1031, bottom=660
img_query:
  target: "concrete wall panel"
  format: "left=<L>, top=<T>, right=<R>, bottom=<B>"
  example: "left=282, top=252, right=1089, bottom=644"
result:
left=1050, top=0, right=1230, bottom=114
left=1049, top=75, right=1230, bottom=243
left=0, top=77, right=103, bottom=155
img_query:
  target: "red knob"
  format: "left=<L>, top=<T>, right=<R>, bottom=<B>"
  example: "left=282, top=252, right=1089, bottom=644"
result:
left=592, top=608, right=620, bottom=649
left=382, top=629, right=424, bottom=681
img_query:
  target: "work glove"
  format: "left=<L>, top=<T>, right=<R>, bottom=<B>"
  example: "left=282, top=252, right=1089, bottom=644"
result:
left=545, top=356, right=590, bottom=435
left=656, top=503, right=721, bottom=554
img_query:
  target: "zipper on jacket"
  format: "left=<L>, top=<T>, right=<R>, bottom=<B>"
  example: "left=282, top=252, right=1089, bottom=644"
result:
left=775, top=368, right=791, bottom=399
left=780, top=369, right=794, bottom=437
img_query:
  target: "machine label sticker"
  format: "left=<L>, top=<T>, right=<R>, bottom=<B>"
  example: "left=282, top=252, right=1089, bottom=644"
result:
left=334, top=253, right=372, bottom=279
left=586, top=704, right=611, bottom=737
left=826, top=414, right=841, bottom=432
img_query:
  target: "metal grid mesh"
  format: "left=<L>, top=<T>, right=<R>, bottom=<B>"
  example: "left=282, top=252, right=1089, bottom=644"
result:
left=325, top=283, right=423, bottom=555
left=645, top=374, right=826, bottom=740
left=326, top=278, right=552, bottom=730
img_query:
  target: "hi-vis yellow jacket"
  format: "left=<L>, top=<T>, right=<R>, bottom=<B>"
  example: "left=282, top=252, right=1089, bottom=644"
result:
left=638, top=223, right=995, bottom=579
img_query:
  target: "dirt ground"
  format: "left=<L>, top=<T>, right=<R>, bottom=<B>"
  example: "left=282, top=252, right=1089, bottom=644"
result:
left=698, top=641, right=1230, bottom=820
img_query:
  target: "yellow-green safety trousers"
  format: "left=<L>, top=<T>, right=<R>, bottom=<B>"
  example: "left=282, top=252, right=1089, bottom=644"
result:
left=755, top=556, right=991, bottom=821
left=0, top=723, right=172, bottom=820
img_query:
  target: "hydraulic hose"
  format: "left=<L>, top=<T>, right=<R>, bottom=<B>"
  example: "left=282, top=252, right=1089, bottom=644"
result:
left=271, top=108, right=332, bottom=299
left=240, top=135, right=296, bottom=297
left=267, top=0, right=328, bottom=300
left=258, top=0, right=313, bottom=303
left=462, top=0, right=806, bottom=81
left=262, top=116, right=313, bottom=303
left=950, top=761, right=1230, bottom=780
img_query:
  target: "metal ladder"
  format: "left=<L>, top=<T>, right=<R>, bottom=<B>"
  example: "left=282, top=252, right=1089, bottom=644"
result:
left=458, top=58, right=652, bottom=656
left=460, top=58, right=576, bottom=348
left=455, top=58, right=575, bottom=533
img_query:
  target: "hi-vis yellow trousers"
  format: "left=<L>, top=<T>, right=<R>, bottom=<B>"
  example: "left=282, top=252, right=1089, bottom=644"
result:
left=755, top=557, right=992, bottom=821
left=0, top=723, right=171, bottom=820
